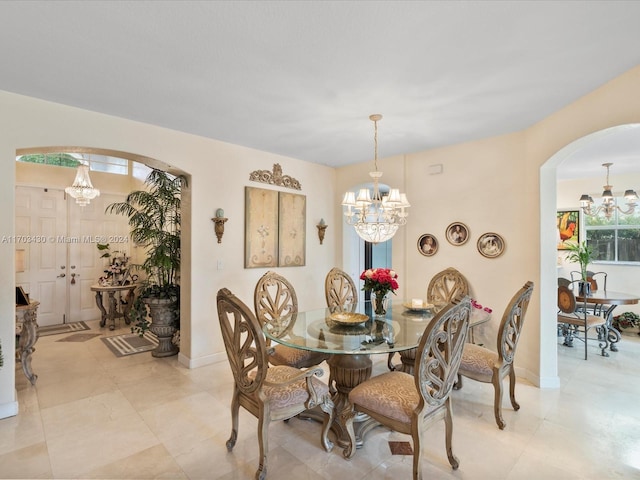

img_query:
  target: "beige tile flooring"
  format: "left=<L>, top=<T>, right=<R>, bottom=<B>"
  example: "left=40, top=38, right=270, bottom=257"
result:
left=2, top=319, right=640, bottom=479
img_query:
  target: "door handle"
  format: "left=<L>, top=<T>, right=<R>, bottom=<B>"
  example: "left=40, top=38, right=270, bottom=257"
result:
left=57, top=273, right=66, bottom=278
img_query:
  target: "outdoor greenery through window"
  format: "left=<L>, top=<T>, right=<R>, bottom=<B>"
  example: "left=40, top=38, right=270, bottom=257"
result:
left=585, top=198, right=640, bottom=263
left=17, top=153, right=128, bottom=175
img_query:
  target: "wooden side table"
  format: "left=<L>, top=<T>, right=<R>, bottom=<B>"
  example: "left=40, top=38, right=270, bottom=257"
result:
left=16, top=301, right=40, bottom=385
left=91, top=284, right=136, bottom=331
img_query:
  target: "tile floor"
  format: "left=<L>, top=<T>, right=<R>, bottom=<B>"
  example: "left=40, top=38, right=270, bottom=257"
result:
left=2, top=319, right=640, bottom=479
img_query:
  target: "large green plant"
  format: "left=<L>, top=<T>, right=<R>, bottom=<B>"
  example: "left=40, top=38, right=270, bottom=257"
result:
left=106, top=168, right=187, bottom=333
left=565, top=241, right=593, bottom=281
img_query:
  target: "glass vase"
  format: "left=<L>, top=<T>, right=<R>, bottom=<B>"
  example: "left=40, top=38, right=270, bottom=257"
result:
left=371, top=292, right=389, bottom=318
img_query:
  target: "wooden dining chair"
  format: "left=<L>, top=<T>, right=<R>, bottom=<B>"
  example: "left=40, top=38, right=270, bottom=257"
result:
left=455, top=281, right=534, bottom=430
left=217, top=288, right=334, bottom=480
left=557, top=283, right=608, bottom=359
left=389, top=267, right=469, bottom=373
left=344, top=297, right=471, bottom=479
left=255, top=271, right=329, bottom=368
left=324, top=267, right=358, bottom=312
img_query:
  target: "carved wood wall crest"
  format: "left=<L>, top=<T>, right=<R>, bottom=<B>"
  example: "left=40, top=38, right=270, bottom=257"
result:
left=249, top=163, right=301, bottom=190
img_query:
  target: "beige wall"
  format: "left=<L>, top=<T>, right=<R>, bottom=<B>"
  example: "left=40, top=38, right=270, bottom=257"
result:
left=0, top=92, right=337, bottom=417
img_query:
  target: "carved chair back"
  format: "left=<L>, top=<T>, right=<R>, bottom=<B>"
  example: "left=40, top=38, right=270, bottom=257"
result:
left=426, top=267, right=470, bottom=307
left=497, top=281, right=534, bottom=366
left=217, top=287, right=267, bottom=395
left=325, top=267, right=357, bottom=312
left=415, top=297, right=471, bottom=406
left=254, top=271, right=298, bottom=345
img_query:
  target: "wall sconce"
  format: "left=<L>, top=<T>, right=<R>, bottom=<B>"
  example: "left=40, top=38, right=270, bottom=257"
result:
left=212, top=208, right=228, bottom=244
left=316, top=218, right=328, bottom=245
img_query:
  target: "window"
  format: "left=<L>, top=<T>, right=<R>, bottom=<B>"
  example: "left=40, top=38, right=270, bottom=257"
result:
left=585, top=198, right=640, bottom=263
left=17, top=152, right=128, bottom=175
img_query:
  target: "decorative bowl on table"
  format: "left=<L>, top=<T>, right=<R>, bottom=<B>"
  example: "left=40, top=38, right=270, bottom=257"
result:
left=328, top=312, right=369, bottom=326
left=402, top=301, right=434, bottom=313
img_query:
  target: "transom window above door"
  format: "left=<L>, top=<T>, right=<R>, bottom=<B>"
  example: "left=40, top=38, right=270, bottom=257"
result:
left=16, top=152, right=129, bottom=176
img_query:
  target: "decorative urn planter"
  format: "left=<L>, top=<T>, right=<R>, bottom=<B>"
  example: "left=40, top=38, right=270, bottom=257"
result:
left=144, top=297, right=179, bottom=357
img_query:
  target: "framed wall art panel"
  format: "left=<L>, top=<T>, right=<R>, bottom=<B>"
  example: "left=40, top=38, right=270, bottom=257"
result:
left=556, top=209, right=580, bottom=250
left=245, top=187, right=278, bottom=268
left=278, top=192, right=306, bottom=267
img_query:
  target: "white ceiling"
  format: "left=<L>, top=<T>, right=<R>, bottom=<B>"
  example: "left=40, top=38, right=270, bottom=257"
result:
left=1, top=1, right=640, bottom=176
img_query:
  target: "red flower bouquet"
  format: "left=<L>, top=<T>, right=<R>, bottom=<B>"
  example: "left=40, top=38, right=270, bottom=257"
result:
left=360, top=268, right=399, bottom=297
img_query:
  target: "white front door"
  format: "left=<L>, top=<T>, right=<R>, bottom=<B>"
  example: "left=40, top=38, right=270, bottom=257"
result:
left=15, top=186, right=68, bottom=326
left=15, top=186, right=130, bottom=326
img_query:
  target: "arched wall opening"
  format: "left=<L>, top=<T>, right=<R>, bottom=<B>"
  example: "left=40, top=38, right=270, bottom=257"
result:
left=14, top=145, right=192, bottom=356
left=539, top=123, right=640, bottom=387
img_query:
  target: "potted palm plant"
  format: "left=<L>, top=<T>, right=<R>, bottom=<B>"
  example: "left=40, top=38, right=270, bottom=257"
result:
left=565, top=241, right=593, bottom=296
left=106, top=168, right=187, bottom=357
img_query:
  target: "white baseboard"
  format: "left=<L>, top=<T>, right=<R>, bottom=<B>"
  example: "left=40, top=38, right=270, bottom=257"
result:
left=516, top=366, right=560, bottom=389
left=178, top=351, right=227, bottom=369
left=0, top=394, right=19, bottom=419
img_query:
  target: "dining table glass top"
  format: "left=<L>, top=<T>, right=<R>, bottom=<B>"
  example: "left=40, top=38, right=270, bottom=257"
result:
left=262, top=300, right=490, bottom=356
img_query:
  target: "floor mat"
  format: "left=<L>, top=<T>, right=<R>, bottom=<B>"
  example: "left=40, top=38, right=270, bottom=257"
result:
left=38, top=321, right=91, bottom=337
left=56, top=333, right=102, bottom=342
left=100, top=331, right=158, bottom=357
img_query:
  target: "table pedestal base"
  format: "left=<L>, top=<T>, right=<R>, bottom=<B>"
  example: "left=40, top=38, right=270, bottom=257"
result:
left=327, top=354, right=375, bottom=449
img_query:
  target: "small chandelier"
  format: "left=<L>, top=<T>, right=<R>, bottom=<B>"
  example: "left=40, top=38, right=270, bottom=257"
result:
left=65, top=162, right=100, bottom=206
left=580, top=162, right=637, bottom=220
left=342, top=114, right=410, bottom=244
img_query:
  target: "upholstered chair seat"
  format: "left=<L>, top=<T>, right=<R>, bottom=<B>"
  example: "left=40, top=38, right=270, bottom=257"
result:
left=349, top=371, right=437, bottom=424
left=250, top=365, right=331, bottom=410
left=456, top=343, right=497, bottom=379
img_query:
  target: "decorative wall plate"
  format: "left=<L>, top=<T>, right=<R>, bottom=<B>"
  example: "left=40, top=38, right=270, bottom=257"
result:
left=417, top=233, right=438, bottom=256
left=446, top=222, right=469, bottom=246
left=477, top=232, right=505, bottom=258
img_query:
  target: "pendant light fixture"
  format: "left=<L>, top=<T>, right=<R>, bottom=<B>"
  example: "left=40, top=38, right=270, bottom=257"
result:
left=579, top=162, right=637, bottom=220
left=65, top=160, right=100, bottom=207
left=341, top=114, right=410, bottom=244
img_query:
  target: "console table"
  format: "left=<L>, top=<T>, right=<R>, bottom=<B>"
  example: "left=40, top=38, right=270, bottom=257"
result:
left=15, top=301, right=40, bottom=385
left=91, top=284, right=136, bottom=331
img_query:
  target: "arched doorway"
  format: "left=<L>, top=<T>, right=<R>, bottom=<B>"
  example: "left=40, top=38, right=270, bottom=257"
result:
left=539, top=124, right=640, bottom=386
left=14, top=146, right=189, bottom=333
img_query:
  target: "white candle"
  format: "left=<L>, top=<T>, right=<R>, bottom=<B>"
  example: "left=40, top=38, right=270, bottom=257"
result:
left=412, top=298, right=423, bottom=308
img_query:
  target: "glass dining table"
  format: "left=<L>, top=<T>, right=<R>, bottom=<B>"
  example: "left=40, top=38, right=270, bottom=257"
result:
left=263, top=300, right=490, bottom=448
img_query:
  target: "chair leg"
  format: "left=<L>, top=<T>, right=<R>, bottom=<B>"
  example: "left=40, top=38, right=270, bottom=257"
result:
left=226, top=390, right=240, bottom=451
left=492, top=370, right=506, bottom=430
left=256, top=411, right=269, bottom=480
left=584, top=325, right=588, bottom=360
left=508, top=367, right=520, bottom=411
left=444, top=399, right=459, bottom=470
left=412, top=427, right=424, bottom=480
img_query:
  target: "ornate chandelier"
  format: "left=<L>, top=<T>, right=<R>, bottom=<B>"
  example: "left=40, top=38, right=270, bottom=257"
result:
left=342, top=114, right=410, bottom=244
left=579, top=162, right=637, bottom=220
left=65, top=163, right=100, bottom=207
